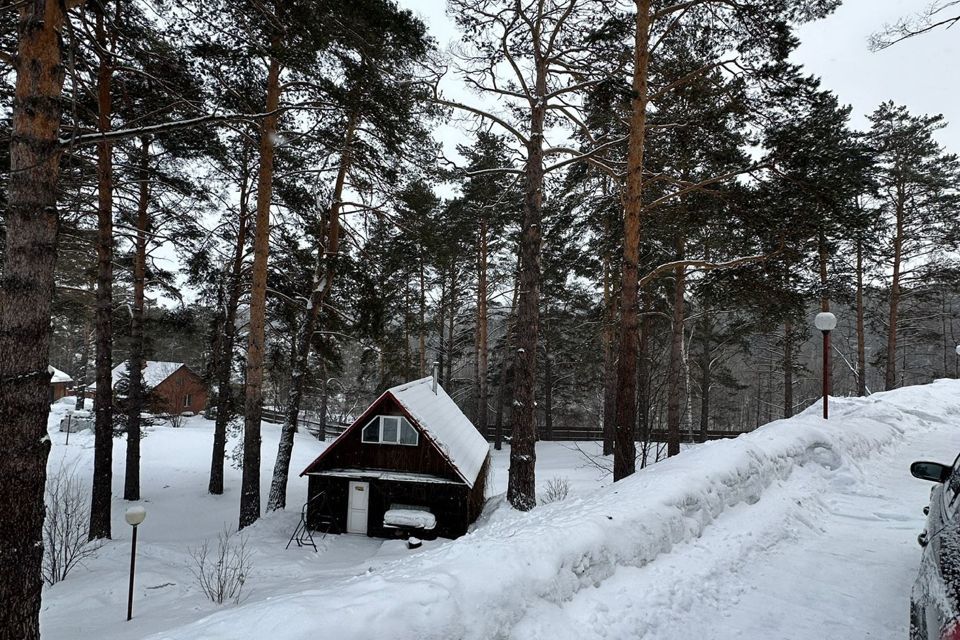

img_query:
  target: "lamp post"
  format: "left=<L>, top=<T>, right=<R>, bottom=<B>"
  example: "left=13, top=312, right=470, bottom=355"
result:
left=815, top=312, right=837, bottom=419
left=125, top=506, right=146, bottom=621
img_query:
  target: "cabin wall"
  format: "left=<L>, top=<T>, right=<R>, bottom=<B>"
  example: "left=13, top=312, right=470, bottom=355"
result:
left=306, top=474, right=473, bottom=539
left=467, top=456, right=491, bottom=523
left=50, top=382, right=70, bottom=403
left=151, top=368, right=207, bottom=414
left=317, top=396, right=462, bottom=482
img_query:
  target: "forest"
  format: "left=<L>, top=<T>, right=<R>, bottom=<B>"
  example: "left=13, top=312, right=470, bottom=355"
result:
left=1, top=1, right=958, bottom=638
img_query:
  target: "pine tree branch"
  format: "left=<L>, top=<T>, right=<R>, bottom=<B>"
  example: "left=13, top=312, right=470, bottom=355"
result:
left=648, top=58, right=736, bottom=102
left=637, top=240, right=784, bottom=289
left=543, top=138, right=627, bottom=177
left=870, top=1, right=960, bottom=49
left=58, top=108, right=286, bottom=148
left=646, top=163, right=768, bottom=209
left=428, top=94, right=529, bottom=145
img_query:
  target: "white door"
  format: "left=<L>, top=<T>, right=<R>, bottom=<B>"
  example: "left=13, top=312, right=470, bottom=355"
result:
left=346, top=481, right=369, bottom=534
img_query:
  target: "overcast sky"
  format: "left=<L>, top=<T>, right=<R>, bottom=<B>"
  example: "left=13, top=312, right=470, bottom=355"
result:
left=400, top=0, right=960, bottom=153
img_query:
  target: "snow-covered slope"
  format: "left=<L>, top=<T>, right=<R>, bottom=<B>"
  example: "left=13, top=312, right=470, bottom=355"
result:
left=151, top=380, right=960, bottom=640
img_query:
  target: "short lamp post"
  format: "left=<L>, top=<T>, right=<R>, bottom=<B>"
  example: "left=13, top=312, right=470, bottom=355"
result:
left=125, top=506, right=146, bottom=621
left=815, top=312, right=837, bottom=420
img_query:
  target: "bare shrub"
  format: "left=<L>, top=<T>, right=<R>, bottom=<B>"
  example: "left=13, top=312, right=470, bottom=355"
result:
left=166, top=412, right=184, bottom=428
left=43, top=464, right=101, bottom=585
left=189, top=528, right=252, bottom=604
left=540, top=476, right=571, bottom=505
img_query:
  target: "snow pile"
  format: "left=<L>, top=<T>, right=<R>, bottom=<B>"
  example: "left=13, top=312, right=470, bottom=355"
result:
left=151, top=380, right=960, bottom=640
left=384, top=508, right=437, bottom=530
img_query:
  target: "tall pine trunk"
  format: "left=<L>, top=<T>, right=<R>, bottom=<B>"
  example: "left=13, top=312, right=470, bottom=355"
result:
left=240, top=51, right=282, bottom=529
left=124, top=136, right=150, bottom=502
left=266, top=115, right=354, bottom=512
left=75, top=312, right=92, bottom=410
left=885, top=190, right=905, bottom=390
left=818, top=225, right=830, bottom=312
left=209, top=145, right=251, bottom=495
left=856, top=234, right=867, bottom=396
left=318, top=359, right=329, bottom=439
left=507, top=61, right=547, bottom=511
left=475, top=220, right=489, bottom=436
left=543, top=310, right=553, bottom=441
left=665, top=235, right=685, bottom=457
left=445, top=266, right=457, bottom=388
left=437, top=277, right=447, bottom=380
left=783, top=320, right=794, bottom=418
left=0, top=3, right=66, bottom=636
left=90, top=9, right=114, bottom=541
left=637, top=289, right=653, bottom=457
left=494, top=274, right=520, bottom=451
left=698, top=309, right=711, bottom=443
left=614, top=0, right=651, bottom=481
left=419, top=257, right=427, bottom=376
left=601, top=243, right=616, bottom=456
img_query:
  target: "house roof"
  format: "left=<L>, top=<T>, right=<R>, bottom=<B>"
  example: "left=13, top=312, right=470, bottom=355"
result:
left=301, top=376, right=490, bottom=488
left=48, top=366, right=73, bottom=384
left=88, top=361, right=187, bottom=391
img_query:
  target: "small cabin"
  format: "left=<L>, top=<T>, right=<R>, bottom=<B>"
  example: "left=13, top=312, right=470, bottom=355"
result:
left=300, top=376, right=490, bottom=540
left=48, top=366, right=73, bottom=403
left=89, top=361, right=207, bottom=415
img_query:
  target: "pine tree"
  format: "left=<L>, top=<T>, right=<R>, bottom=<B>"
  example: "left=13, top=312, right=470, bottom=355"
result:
left=0, top=2, right=69, bottom=636
left=264, top=1, right=433, bottom=512
left=867, top=103, right=960, bottom=389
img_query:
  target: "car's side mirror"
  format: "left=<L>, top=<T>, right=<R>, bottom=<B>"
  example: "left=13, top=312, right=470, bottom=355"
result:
left=911, top=461, right=952, bottom=483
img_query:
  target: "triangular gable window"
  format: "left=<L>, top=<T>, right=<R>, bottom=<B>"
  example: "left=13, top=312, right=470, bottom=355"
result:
left=361, top=415, right=419, bottom=446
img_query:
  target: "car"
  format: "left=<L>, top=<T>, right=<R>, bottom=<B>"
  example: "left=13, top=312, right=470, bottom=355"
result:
left=910, top=453, right=960, bottom=640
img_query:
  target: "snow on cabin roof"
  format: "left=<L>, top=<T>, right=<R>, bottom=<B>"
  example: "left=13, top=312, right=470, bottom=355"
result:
left=388, top=376, right=490, bottom=488
left=48, top=366, right=73, bottom=383
left=301, top=376, right=490, bottom=488
left=88, top=361, right=186, bottom=391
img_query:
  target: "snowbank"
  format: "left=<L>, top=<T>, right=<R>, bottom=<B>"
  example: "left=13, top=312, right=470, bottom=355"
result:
left=151, top=380, right=960, bottom=640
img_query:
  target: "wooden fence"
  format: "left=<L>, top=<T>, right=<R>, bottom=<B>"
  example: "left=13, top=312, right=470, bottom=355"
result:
left=543, top=427, right=747, bottom=443
left=259, top=410, right=746, bottom=444
left=260, top=409, right=349, bottom=441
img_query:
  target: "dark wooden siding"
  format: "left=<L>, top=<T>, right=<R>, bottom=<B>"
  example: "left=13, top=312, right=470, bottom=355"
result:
left=313, top=396, right=463, bottom=483
left=307, top=473, right=474, bottom=539
left=50, top=381, right=70, bottom=402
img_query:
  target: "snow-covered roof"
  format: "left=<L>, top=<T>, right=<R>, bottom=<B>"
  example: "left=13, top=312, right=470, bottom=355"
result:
left=302, top=377, right=490, bottom=488
left=388, top=377, right=490, bottom=488
left=88, top=361, right=186, bottom=391
left=48, top=366, right=73, bottom=384
left=310, top=469, right=463, bottom=485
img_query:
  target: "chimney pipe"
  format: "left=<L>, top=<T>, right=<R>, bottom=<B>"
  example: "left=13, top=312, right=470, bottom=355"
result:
left=431, top=361, right=439, bottom=394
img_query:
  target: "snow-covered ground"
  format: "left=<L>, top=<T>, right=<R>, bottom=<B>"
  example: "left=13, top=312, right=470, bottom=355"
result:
left=40, top=380, right=960, bottom=640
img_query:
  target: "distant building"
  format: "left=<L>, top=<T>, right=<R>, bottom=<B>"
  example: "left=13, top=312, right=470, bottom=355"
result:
left=48, top=366, right=73, bottom=403
left=300, top=375, right=490, bottom=540
left=88, top=361, right=207, bottom=415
